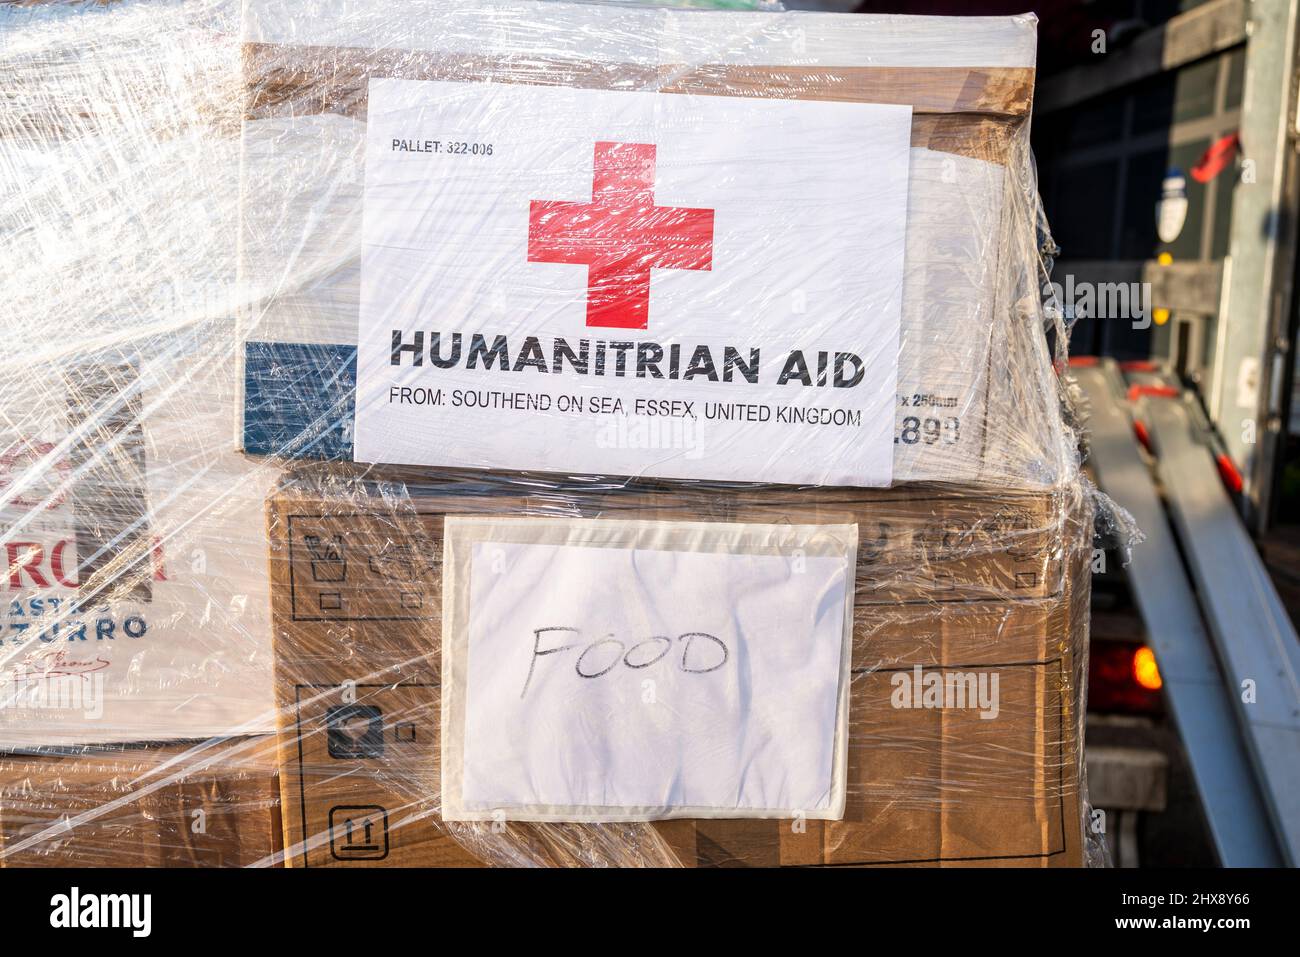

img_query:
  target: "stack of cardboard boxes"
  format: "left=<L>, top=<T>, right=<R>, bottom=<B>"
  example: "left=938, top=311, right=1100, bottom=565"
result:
left=0, top=1, right=283, bottom=866
left=237, top=1, right=1092, bottom=868
left=0, top=366, right=285, bottom=866
left=3, top=1, right=1093, bottom=868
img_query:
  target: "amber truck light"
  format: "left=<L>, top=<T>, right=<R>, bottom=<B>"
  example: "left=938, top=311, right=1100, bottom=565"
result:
left=1088, top=640, right=1164, bottom=714
left=1133, top=646, right=1163, bottom=690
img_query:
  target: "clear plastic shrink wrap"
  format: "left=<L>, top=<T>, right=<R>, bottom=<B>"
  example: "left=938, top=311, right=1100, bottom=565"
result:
left=0, top=0, right=1108, bottom=867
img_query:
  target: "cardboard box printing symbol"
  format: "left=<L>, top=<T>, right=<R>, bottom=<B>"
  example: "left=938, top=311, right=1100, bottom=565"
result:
left=326, top=704, right=385, bottom=759
left=304, top=534, right=347, bottom=582
left=329, top=805, right=389, bottom=861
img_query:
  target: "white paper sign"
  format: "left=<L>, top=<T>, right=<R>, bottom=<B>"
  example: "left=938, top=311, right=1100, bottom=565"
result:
left=356, top=78, right=910, bottom=486
left=441, top=517, right=856, bottom=821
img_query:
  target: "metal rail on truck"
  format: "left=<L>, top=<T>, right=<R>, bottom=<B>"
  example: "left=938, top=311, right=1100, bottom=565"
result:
left=1071, top=358, right=1284, bottom=868
left=1074, top=357, right=1297, bottom=865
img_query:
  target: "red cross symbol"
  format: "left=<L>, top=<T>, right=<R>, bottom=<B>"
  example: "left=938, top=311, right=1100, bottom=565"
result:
left=528, top=142, right=715, bottom=330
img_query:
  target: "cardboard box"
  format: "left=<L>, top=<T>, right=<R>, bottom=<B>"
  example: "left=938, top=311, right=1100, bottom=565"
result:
left=277, top=680, right=479, bottom=867
left=0, top=349, right=278, bottom=749
left=670, top=603, right=1085, bottom=866
left=266, top=474, right=1089, bottom=867
left=278, top=679, right=687, bottom=866
left=235, top=1, right=1065, bottom=490
left=0, top=736, right=281, bottom=867
left=239, top=3, right=1034, bottom=163
left=270, top=472, right=1079, bottom=621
